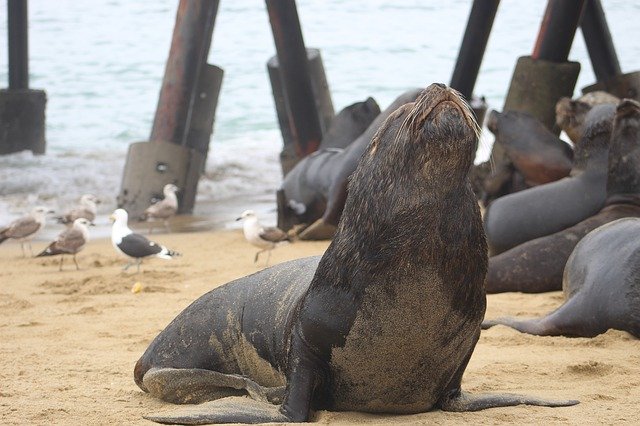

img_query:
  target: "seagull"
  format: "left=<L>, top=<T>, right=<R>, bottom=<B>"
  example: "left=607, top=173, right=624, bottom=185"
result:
left=56, top=194, right=100, bottom=225
left=236, top=210, right=291, bottom=266
left=0, top=206, right=55, bottom=257
left=36, top=218, right=93, bottom=271
left=111, top=208, right=180, bottom=273
left=139, top=184, right=179, bottom=234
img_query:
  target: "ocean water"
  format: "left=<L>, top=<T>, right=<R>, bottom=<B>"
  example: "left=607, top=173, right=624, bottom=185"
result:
left=0, top=0, right=639, bottom=236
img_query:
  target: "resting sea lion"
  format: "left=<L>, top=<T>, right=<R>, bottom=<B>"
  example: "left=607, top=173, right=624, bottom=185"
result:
left=485, top=99, right=640, bottom=293
left=281, top=89, right=422, bottom=239
left=484, top=104, right=615, bottom=256
left=483, top=217, right=640, bottom=338
left=487, top=110, right=574, bottom=186
left=556, top=91, right=620, bottom=144
left=134, top=84, right=577, bottom=424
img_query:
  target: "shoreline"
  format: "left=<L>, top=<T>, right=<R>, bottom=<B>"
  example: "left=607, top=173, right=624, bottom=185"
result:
left=1, top=230, right=638, bottom=424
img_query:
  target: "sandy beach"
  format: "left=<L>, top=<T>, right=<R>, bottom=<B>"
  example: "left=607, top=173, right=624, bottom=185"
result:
left=1, top=229, right=638, bottom=425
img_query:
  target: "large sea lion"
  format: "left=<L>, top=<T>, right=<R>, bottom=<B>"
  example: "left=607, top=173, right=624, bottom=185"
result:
left=555, top=91, right=620, bottom=144
left=485, top=99, right=640, bottom=294
left=484, top=104, right=615, bottom=255
left=483, top=217, right=640, bottom=338
left=280, top=88, right=422, bottom=239
left=134, top=84, right=576, bottom=424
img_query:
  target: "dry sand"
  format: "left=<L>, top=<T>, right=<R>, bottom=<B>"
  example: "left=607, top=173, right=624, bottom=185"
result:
left=1, top=229, right=638, bottom=425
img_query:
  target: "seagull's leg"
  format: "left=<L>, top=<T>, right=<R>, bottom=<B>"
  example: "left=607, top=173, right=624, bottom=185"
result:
left=136, top=259, right=142, bottom=273
left=265, top=250, right=271, bottom=267
left=123, top=262, right=131, bottom=271
left=254, top=250, right=262, bottom=263
left=164, top=219, right=171, bottom=233
left=28, top=241, right=34, bottom=257
left=73, top=254, right=80, bottom=270
left=59, top=255, right=64, bottom=271
left=20, top=242, right=26, bottom=258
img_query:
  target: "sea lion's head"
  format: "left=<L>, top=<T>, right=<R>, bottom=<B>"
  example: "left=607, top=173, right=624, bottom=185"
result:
left=607, top=99, right=640, bottom=197
left=556, top=91, right=620, bottom=144
left=363, top=83, right=480, bottom=188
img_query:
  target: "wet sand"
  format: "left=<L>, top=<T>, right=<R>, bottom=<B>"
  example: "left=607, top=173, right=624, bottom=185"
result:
left=0, top=229, right=638, bottom=425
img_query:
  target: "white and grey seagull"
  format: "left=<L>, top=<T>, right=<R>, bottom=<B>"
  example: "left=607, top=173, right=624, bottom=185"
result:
left=139, top=183, right=179, bottom=234
left=36, top=217, right=93, bottom=271
left=236, top=210, right=291, bottom=267
left=111, top=208, right=180, bottom=273
left=0, top=206, right=55, bottom=257
left=56, top=194, right=100, bottom=225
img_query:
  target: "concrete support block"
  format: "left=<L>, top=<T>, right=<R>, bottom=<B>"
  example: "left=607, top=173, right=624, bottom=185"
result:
left=0, top=89, right=46, bottom=155
left=118, top=140, right=205, bottom=218
left=582, top=70, right=640, bottom=102
left=503, top=56, right=581, bottom=134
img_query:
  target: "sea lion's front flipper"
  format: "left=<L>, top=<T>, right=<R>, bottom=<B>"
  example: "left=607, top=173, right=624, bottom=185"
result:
left=143, top=368, right=285, bottom=405
left=438, top=390, right=579, bottom=412
left=144, top=396, right=289, bottom=425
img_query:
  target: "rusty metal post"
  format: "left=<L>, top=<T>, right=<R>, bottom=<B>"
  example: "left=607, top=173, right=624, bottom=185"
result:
left=580, top=0, right=621, bottom=82
left=266, top=0, right=324, bottom=159
left=149, top=0, right=219, bottom=145
left=501, top=0, right=585, bottom=132
left=532, top=0, right=585, bottom=62
left=450, top=0, right=500, bottom=100
left=119, top=0, right=222, bottom=217
left=8, top=0, right=29, bottom=89
left=580, top=0, right=640, bottom=101
left=1, top=0, right=47, bottom=155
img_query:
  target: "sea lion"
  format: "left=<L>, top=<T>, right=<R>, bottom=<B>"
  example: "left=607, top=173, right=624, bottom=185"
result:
left=485, top=99, right=640, bottom=294
left=317, top=97, right=380, bottom=150
left=484, top=104, right=615, bottom=256
left=483, top=217, right=640, bottom=338
left=134, top=84, right=576, bottom=424
left=556, top=91, right=620, bottom=144
left=280, top=89, right=423, bottom=239
left=487, top=110, right=574, bottom=186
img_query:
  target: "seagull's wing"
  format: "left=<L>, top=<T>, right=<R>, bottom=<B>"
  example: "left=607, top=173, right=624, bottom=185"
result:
left=55, top=227, right=86, bottom=253
left=260, top=226, right=290, bottom=243
left=6, top=216, right=40, bottom=238
left=144, top=199, right=177, bottom=219
left=118, top=233, right=164, bottom=258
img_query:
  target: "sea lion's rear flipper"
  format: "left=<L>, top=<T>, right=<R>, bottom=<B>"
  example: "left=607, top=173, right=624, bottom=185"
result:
left=481, top=295, right=604, bottom=337
left=144, top=396, right=289, bottom=424
left=142, top=368, right=285, bottom=405
left=438, top=390, right=579, bottom=411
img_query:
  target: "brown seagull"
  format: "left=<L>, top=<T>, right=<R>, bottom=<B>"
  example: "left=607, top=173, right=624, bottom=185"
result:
left=0, top=206, right=54, bottom=257
left=36, top=217, right=93, bottom=271
left=139, top=184, right=179, bottom=234
left=236, top=210, right=291, bottom=267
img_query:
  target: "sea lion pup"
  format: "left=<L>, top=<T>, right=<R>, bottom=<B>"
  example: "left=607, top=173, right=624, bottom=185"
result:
left=484, top=104, right=615, bottom=256
left=487, top=110, right=574, bottom=186
left=485, top=99, right=640, bottom=294
left=483, top=217, right=640, bottom=338
left=281, top=89, right=423, bottom=240
left=556, top=91, right=620, bottom=144
left=135, top=84, right=576, bottom=425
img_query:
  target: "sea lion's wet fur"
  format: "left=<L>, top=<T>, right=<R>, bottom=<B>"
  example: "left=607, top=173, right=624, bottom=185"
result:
left=137, top=84, right=577, bottom=424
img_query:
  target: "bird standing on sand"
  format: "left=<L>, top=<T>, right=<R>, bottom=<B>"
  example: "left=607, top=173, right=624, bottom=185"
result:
left=36, top=218, right=93, bottom=271
left=56, top=194, right=100, bottom=225
left=0, top=206, right=54, bottom=257
left=139, top=184, right=179, bottom=234
left=111, top=209, right=180, bottom=273
left=236, top=210, right=291, bottom=266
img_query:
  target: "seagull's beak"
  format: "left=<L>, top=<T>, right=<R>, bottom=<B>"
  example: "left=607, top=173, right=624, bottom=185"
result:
left=47, top=209, right=55, bottom=214
left=89, top=222, right=96, bottom=227
left=236, top=216, right=242, bottom=221
left=109, top=214, right=115, bottom=223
